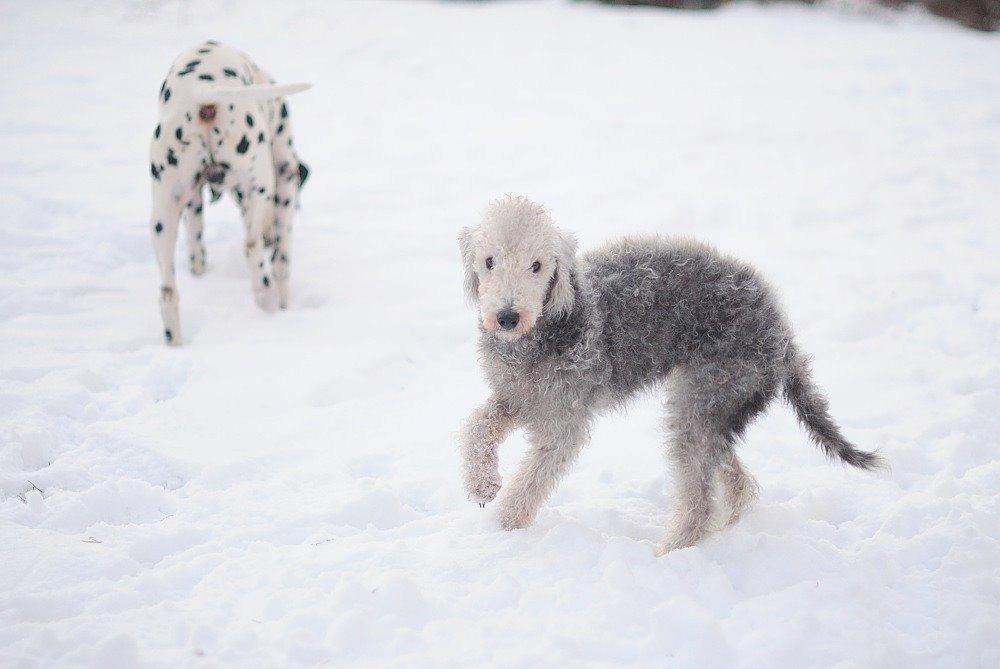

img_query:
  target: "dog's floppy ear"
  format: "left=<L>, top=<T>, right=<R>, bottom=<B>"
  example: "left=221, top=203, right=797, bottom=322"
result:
left=458, top=226, right=479, bottom=305
left=547, top=227, right=578, bottom=318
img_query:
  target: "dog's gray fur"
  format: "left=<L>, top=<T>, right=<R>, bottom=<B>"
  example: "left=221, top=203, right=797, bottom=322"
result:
left=458, top=196, right=884, bottom=554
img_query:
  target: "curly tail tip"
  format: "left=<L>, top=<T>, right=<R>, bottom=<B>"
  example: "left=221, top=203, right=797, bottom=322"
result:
left=783, top=345, right=888, bottom=473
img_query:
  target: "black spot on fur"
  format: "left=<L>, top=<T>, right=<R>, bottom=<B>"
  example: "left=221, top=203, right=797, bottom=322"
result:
left=164, top=329, right=173, bottom=342
left=262, top=276, right=270, bottom=287
left=206, top=40, right=218, bottom=45
left=298, top=162, right=310, bottom=187
left=166, top=148, right=178, bottom=166
left=197, top=48, right=211, bottom=54
left=280, top=103, right=288, bottom=119
left=198, top=73, right=214, bottom=81
left=195, top=204, right=203, bottom=215
left=163, top=87, right=171, bottom=103
left=236, top=135, right=250, bottom=154
left=154, top=221, right=163, bottom=233
left=246, top=114, right=254, bottom=127
left=154, top=124, right=161, bottom=139
left=186, top=60, right=201, bottom=68
left=151, top=163, right=161, bottom=180
left=258, top=132, right=265, bottom=143
left=205, top=164, right=227, bottom=184
left=228, top=104, right=234, bottom=112
left=223, top=68, right=238, bottom=78
left=276, top=123, right=284, bottom=135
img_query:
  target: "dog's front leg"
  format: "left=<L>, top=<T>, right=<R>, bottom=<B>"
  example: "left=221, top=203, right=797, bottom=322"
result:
left=497, top=419, right=588, bottom=530
left=459, top=396, right=515, bottom=506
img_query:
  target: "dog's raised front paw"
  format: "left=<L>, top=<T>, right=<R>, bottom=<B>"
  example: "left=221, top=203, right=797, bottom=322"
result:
left=467, top=471, right=501, bottom=506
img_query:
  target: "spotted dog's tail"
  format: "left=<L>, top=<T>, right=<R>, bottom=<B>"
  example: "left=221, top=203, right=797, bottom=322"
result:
left=782, top=343, right=887, bottom=471
left=192, top=82, right=312, bottom=104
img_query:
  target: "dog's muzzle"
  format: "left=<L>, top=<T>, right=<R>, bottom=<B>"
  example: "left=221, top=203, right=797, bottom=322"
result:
left=496, top=309, right=520, bottom=331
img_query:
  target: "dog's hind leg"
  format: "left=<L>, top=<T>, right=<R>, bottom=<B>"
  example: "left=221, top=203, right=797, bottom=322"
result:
left=269, top=115, right=303, bottom=310
left=151, top=185, right=184, bottom=346
left=658, top=364, right=777, bottom=553
left=240, top=167, right=277, bottom=310
left=657, top=404, right=724, bottom=555
left=717, top=385, right=773, bottom=527
left=183, top=186, right=207, bottom=276
left=718, top=450, right=759, bottom=528
left=657, top=366, right=731, bottom=554
left=497, top=418, right=588, bottom=531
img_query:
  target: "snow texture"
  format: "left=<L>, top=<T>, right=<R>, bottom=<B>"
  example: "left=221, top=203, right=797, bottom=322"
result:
left=1, top=0, right=998, bottom=666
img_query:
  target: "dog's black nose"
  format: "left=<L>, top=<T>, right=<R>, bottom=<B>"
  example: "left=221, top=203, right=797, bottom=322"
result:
left=497, top=309, right=520, bottom=331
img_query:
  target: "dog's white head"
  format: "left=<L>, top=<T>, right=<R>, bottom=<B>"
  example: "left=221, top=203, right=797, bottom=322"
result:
left=459, top=196, right=577, bottom=340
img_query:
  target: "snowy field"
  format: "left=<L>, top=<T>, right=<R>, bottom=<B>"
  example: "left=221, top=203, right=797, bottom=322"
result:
left=2, top=0, right=999, bottom=666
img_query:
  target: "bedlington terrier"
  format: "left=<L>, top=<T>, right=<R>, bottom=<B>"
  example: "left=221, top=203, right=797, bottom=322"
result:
left=458, top=196, right=885, bottom=554
left=149, top=41, right=311, bottom=345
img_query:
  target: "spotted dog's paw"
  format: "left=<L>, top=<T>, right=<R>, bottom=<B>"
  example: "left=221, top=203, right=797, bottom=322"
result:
left=252, top=274, right=276, bottom=311
left=276, top=276, right=289, bottom=310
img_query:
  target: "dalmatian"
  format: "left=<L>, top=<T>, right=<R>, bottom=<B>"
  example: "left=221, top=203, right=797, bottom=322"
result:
left=149, top=40, right=311, bottom=345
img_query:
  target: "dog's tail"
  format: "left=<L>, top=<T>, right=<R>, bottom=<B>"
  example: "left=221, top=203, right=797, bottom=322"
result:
left=192, top=82, right=312, bottom=105
left=782, top=342, right=887, bottom=472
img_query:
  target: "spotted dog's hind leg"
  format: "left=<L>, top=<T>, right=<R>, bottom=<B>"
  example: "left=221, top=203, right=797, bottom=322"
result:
left=184, top=186, right=207, bottom=276
left=269, top=104, right=303, bottom=310
left=151, top=183, right=184, bottom=346
left=241, top=168, right=277, bottom=310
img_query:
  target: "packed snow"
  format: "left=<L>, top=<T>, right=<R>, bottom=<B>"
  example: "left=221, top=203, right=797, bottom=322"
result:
left=2, top=0, right=999, bottom=666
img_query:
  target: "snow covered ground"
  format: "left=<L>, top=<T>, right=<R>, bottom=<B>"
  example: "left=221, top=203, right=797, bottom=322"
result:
left=2, top=0, right=999, bottom=666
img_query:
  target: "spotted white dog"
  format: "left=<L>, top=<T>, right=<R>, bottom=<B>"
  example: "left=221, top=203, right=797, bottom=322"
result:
left=149, top=41, right=311, bottom=345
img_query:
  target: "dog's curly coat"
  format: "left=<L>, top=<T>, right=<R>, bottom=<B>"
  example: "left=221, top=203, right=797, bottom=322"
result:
left=458, top=196, right=884, bottom=554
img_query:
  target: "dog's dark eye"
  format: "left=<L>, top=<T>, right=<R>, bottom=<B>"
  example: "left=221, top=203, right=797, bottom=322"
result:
left=531, top=261, right=541, bottom=273
left=485, top=256, right=494, bottom=270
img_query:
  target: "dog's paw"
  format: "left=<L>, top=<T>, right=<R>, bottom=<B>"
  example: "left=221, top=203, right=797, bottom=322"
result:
left=654, top=529, right=700, bottom=556
left=497, top=499, right=534, bottom=531
left=467, top=472, right=501, bottom=506
left=163, top=327, right=181, bottom=347
left=276, top=276, right=289, bottom=310
left=252, top=277, right=277, bottom=311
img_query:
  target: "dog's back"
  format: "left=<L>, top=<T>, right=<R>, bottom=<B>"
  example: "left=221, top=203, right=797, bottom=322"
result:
left=584, top=235, right=792, bottom=396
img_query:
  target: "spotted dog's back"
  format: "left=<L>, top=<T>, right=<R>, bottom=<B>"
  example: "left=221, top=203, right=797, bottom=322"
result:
left=148, top=41, right=311, bottom=345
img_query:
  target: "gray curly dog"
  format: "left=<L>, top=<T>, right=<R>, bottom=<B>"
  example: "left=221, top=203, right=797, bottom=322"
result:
left=458, top=196, right=885, bottom=554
